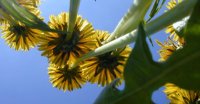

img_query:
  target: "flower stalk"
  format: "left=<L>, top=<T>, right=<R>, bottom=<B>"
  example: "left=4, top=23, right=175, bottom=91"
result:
left=70, top=0, right=197, bottom=69
left=106, top=0, right=153, bottom=43
left=66, top=0, right=80, bottom=41
left=0, top=8, right=18, bottom=24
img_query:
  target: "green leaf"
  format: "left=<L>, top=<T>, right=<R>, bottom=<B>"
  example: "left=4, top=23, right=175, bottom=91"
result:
left=165, top=0, right=200, bottom=90
left=146, top=0, right=166, bottom=23
left=184, top=0, right=200, bottom=43
left=120, top=23, right=162, bottom=104
left=94, top=1, right=200, bottom=103
left=94, top=79, right=122, bottom=104
left=146, top=0, right=160, bottom=22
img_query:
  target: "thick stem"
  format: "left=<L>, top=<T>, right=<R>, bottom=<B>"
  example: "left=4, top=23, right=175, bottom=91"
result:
left=65, top=0, right=80, bottom=41
left=106, top=0, right=153, bottom=43
left=70, top=0, right=197, bottom=68
left=145, top=0, right=195, bottom=35
left=0, top=9, right=18, bottom=25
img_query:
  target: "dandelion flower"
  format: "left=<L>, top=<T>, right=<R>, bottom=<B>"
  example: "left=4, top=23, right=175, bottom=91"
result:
left=164, top=83, right=200, bottom=104
left=0, top=0, right=42, bottom=50
left=156, top=38, right=184, bottom=61
left=82, top=30, right=131, bottom=86
left=39, top=12, right=96, bottom=66
left=1, top=22, right=41, bottom=50
left=48, top=64, right=86, bottom=91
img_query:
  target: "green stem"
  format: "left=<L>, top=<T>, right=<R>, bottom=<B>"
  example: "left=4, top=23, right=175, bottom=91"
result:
left=48, top=29, right=67, bottom=34
left=106, top=0, right=153, bottom=43
left=0, top=9, right=18, bottom=25
left=70, top=0, right=197, bottom=69
left=145, top=0, right=194, bottom=35
left=66, top=0, right=80, bottom=41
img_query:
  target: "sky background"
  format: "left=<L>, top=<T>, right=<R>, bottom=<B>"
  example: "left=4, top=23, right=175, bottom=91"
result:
left=0, top=0, right=170, bottom=104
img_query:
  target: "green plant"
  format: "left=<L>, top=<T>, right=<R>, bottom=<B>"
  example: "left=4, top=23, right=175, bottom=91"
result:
left=0, top=0, right=200, bottom=103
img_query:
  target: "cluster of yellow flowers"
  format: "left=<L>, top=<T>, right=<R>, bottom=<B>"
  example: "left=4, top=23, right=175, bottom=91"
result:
left=0, top=0, right=131, bottom=92
left=1, top=0, right=198, bottom=103
left=157, top=0, right=200, bottom=103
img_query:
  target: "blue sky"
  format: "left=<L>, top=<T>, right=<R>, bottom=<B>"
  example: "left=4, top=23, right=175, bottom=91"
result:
left=0, top=0, right=169, bottom=104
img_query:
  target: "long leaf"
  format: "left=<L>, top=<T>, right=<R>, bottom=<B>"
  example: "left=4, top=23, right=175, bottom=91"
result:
left=146, top=0, right=166, bottom=23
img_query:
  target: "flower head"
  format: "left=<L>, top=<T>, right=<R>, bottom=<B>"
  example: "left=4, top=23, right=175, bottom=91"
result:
left=39, top=12, right=96, bottom=67
left=156, top=38, right=184, bottom=61
left=48, top=64, right=86, bottom=91
left=1, top=22, right=41, bottom=50
left=164, top=83, right=200, bottom=104
left=82, top=30, right=131, bottom=86
left=0, top=0, right=42, bottom=51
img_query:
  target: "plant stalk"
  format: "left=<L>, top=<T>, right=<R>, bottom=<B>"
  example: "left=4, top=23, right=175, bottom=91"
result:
left=106, top=0, right=153, bottom=43
left=0, top=8, right=18, bottom=25
left=70, top=0, right=197, bottom=69
left=66, top=0, right=80, bottom=41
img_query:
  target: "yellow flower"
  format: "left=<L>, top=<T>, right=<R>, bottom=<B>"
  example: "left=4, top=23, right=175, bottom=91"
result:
left=156, top=39, right=183, bottom=61
left=157, top=1, right=200, bottom=103
left=1, top=22, right=41, bottom=50
left=164, top=83, right=200, bottom=104
left=0, top=0, right=42, bottom=51
left=166, top=0, right=185, bottom=42
left=48, top=64, right=86, bottom=91
left=156, top=36, right=185, bottom=61
left=157, top=1, right=186, bottom=61
left=82, top=30, right=131, bottom=86
left=39, top=12, right=96, bottom=67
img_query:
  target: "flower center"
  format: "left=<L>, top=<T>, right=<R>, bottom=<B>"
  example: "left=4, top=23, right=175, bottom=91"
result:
left=60, top=66, right=79, bottom=82
left=98, top=52, right=119, bottom=69
left=51, top=26, right=80, bottom=55
left=10, top=24, right=27, bottom=36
